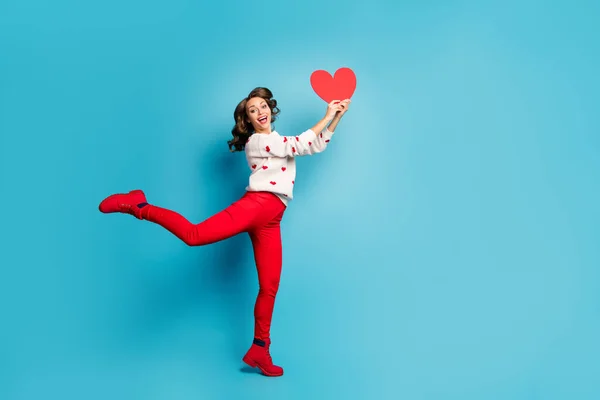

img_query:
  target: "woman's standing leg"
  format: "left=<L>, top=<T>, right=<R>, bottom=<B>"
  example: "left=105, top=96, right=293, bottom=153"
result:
left=250, top=217, right=284, bottom=341
left=242, top=209, right=285, bottom=377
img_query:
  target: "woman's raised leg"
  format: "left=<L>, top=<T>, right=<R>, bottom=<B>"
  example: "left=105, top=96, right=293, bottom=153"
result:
left=99, top=189, right=258, bottom=246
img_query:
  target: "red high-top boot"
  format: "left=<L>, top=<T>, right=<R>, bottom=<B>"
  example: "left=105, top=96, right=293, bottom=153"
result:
left=98, top=189, right=148, bottom=219
left=242, top=338, right=283, bottom=377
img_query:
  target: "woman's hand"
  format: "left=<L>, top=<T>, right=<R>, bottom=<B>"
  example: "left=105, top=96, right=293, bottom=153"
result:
left=324, top=100, right=344, bottom=121
left=312, top=99, right=351, bottom=135
left=335, top=99, right=351, bottom=118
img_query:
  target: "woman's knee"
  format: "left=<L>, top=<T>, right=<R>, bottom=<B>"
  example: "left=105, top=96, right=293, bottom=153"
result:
left=259, top=277, right=280, bottom=296
left=181, top=229, right=206, bottom=246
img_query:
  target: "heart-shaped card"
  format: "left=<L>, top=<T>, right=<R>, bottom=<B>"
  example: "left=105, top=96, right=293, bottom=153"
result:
left=310, top=67, right=356, bottom=103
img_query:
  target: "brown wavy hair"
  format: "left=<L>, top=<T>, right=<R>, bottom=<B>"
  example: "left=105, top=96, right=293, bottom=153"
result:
left=228, top=87, right=280, bottom=152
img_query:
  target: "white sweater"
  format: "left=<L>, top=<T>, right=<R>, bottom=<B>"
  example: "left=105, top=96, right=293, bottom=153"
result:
left=244, top=127, right=334, bottom=205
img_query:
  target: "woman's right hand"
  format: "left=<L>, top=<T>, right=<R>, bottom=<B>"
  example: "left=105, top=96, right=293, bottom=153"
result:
left=324, top=100, right=343, bottom=121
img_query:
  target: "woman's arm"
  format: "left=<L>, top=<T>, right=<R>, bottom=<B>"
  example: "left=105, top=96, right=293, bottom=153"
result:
left=245, top=100, right=344, bottom=158
left=310, top=116, right=334, bottom=135
left=246, top=128, right=326, bottom=158
left=326, top=99, right=351, bottom=133
left=327, top=115, right=341, bottom=133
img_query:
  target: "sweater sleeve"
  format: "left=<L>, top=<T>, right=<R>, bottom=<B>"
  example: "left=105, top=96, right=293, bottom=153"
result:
left=246, top=128, right=334, bottom=158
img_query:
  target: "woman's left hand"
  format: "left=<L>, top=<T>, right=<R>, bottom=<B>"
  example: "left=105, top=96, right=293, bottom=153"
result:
left=336, top=99, right=351, bottom=117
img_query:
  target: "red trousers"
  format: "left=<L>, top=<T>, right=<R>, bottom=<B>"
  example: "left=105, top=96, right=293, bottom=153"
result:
left=139, top=191, right=286, bottom=341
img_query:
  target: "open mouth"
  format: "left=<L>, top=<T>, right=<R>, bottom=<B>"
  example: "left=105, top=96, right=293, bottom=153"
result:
left=258, top=116, right=268, bottom=124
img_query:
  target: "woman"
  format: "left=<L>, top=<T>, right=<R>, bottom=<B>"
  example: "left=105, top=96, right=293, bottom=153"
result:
left=98, top=87, right=351, bottom=377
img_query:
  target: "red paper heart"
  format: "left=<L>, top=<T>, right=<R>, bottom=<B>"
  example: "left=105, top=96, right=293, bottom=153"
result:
left=310, top=67, right=356, bottom=103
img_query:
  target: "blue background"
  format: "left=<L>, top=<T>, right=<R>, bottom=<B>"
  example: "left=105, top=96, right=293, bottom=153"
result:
left=1, top=0, right=599, bottom=399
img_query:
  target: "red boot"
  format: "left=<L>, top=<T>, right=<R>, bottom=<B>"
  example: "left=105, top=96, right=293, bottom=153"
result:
left=242, top=338, right=283, bottom=377
left=98, top=189, right=148, bottom=219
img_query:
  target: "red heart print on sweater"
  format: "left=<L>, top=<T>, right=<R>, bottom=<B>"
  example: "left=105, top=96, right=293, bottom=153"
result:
left=265, top=146, right=270, bottom=152
left=270, top=181, right=276, bottom=185
left=281, top=167, right=286, bottom=171
left=310, top=67, right=356, bottom=103
left=262, top=165, right=268, bottom=170
left=283, top=137, right=287, bottom=143
left=252, top=164, right=256, bottom=169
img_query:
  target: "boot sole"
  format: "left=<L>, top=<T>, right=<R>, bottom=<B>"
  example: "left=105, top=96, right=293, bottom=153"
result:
left=242, top=355, right=283, bottom=377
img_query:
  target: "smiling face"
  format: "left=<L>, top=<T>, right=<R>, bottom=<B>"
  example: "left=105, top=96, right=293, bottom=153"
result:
left=245, top=96, right=272, bottom=134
